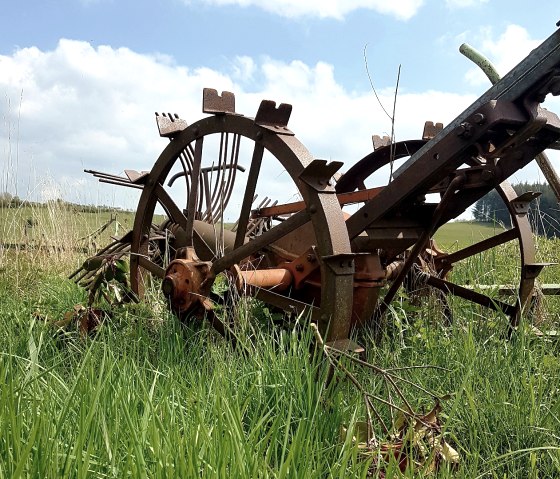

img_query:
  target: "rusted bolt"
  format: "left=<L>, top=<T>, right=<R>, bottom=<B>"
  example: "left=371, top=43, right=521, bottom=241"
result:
left=457, top=122, right=473, bottom=138
left=256, top=131, right=263, bottom=140
left=473, top=113, right=485, bottom=125
left=481, top=169, right=494, bottom=181
left=295, top=264, right=304, bottom=272
left=306, top=254, right=316, bottom=263
left=309, top=205, right=317, bottom=214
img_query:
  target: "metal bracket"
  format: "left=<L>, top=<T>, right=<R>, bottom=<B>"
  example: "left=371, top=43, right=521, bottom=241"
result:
left=124, top=170, right=150, bottom=185
left=299, top=159, right=343, bottom=192
left=155, top=112, right=188, bottom=138
left=254, top=100, right=293, bottom=135
left=202, top=88, right=236, bottom=115
left=422, top=120, right=444, bottom=140
left=372, top=134, right=390, bottom=150
left=321, top=253, right=356, bottom=276
left=510, top=191, right=541, bottom=215
left=523, top=262, right=555, bottom=280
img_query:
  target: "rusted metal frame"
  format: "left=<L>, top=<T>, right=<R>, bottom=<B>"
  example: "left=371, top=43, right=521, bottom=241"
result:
left=335, top=140, right=426, bottom=193
left=435, top=136, right=560, bottom=227
left=185, top=137, right=204, bottom=246
left=252, top=186, right=384, bottom=218
left=373, top=175, right=466, bottom=319
left=346, top=30, right=560, bottom=239
left=347, top=99, right=554, bottom=240
left=235, top=142, right=265, bottom=248
left=461, top=42, right=560, bottom=201
left=394, top=28, right=560, bottom=177
left=425, top=275, right=516, bottom=317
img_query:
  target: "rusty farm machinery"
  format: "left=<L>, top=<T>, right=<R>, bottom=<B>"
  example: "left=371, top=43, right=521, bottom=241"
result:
left=72, top=27, right=560, bottom=348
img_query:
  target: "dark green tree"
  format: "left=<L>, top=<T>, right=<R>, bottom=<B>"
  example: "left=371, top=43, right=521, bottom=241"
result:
left=473, top=182, right=560, bottom=237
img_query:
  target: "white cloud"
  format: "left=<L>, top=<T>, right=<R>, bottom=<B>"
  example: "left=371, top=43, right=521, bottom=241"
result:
left=445, top=0, right=488, bottom=8
left=186, top=0, right=424, bottom=20
left=1, top=37, right=555, bottom=216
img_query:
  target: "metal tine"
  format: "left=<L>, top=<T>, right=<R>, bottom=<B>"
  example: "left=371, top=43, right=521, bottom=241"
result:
left=220, top=133, right=242, bottom=220
left=208, top=132, right=228, bottom=220
left=99, top=178, right=143, bottom=190
left=84, top=169, right=131, bottom=182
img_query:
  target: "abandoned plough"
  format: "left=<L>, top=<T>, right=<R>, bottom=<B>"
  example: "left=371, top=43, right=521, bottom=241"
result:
left=72, top=27, right=560, bottom=347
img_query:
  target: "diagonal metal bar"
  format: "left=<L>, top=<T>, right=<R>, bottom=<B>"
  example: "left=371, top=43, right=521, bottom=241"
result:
left=235, top=142, right=264, bottom=248
left=138, top=255, right=165, bottom=278
left=211, top=209, right=310, bottom=274
left=185, top=137, right=204, bottom=245
left=437, top=228, right=518, bottom=266
left=155, top=183, right=187, bottom=228
left=426, top=275, right=516, bottom=317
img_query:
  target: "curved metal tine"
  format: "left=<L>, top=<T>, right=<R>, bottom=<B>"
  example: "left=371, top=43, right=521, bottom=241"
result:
left=211, top=208, right=310, bottom=274
left=231, top=193, right=257, bottom=233
left=167, top=148, right=193, bottom=187
left=206, top=133, right=227, bottom=221
left=201, top=171, right=212, bottom=222
left=185, top=138, right=204, bottom=245
left=219, top=133, right=242, bottom=219
left=208, top=133, right=229, bottom=221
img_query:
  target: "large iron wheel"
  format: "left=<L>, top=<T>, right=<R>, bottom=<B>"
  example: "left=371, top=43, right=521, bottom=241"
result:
left=129, top=91, right=355, bottom=341
left=336, top=139, right=541, bottom=328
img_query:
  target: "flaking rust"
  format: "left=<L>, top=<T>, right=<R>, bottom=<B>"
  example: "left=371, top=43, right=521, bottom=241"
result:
left=74, top=26, right=560, bottom=348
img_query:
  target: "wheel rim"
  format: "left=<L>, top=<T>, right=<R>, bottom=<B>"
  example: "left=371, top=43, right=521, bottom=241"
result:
left=130, top=111, right=354, bottom=340
left=336, top=139, right=538, bottom=326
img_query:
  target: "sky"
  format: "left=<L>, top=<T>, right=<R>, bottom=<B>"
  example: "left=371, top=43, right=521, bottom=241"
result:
left=1, top=0, right=559, bottom=214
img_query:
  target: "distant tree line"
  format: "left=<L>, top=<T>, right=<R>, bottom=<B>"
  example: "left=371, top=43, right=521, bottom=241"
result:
left=472, top=182, right=560, bottom=238
left=0, top=191, right=130, bottom=214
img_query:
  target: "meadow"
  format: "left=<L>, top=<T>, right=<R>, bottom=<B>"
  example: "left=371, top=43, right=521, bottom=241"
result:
left=0, top=203, right=559, bottom=477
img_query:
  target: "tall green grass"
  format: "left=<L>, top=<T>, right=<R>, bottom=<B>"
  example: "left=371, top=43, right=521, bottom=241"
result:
left=0, top=211, right=559, bottom=477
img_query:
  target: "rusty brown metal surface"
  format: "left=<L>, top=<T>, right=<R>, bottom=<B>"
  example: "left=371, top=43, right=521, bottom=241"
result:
left=78, top=26, right=560, bottom=344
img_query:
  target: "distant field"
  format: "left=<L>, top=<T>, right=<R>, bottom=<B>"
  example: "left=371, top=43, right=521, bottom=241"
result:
left=434, top=221, right=505, bottom=250
left=1, top=203, right=504, bottom=251
left=0, top=205, right=161, bottom=249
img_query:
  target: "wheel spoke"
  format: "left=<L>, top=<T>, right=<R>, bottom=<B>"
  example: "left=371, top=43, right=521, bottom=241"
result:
left=155, top=184, right=187, bottom=229
left=185, top=137, right=204, bottom=245
left=425, top=275, right=516, bottom=316
left=437, top=228, right=517, bottom=266
left=212, top=208, right=310, bottom=274
left=235, top=142, right=264, bottom=248
left=138, top=255, right=165, bottom=278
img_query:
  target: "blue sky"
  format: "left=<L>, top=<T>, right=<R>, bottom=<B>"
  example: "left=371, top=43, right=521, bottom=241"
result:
left=1, top=0, right=559, bottom=209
